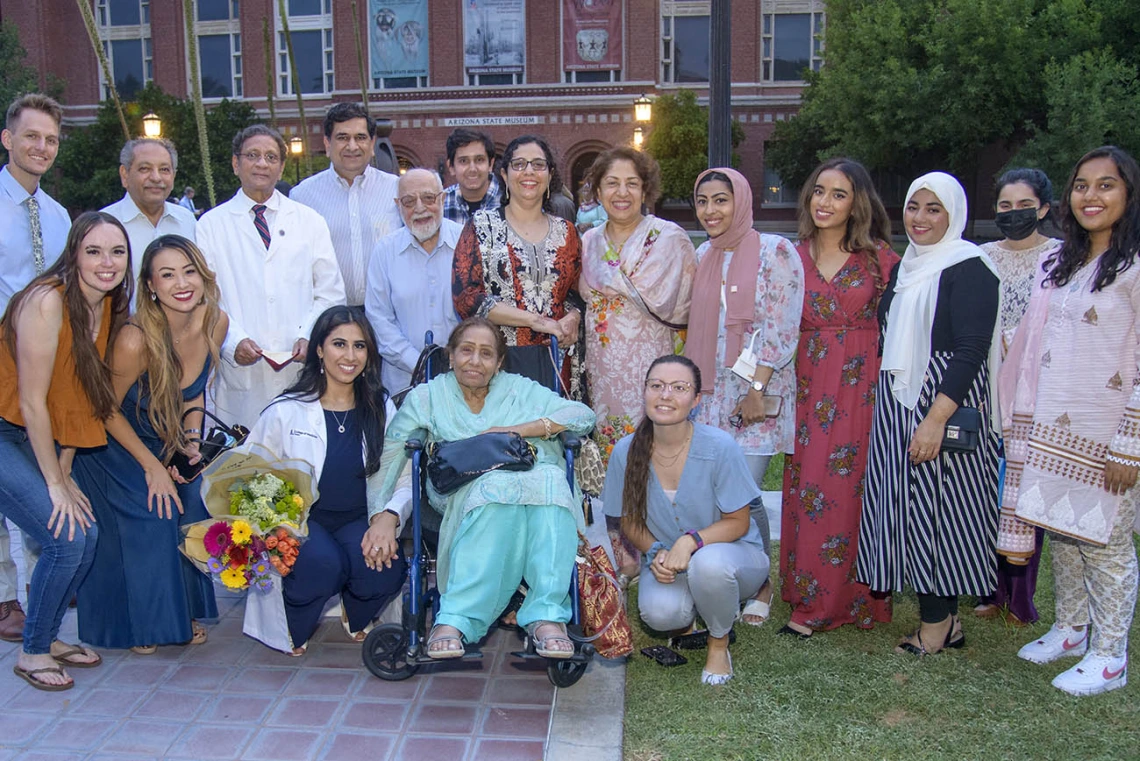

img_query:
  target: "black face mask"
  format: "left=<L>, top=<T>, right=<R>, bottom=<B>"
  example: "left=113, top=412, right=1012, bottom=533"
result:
left=994, top=207, right=1040, bottom=241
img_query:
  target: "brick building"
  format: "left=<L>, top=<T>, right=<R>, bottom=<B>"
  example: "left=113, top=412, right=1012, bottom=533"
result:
left=2, top=0, right=827, bottom=219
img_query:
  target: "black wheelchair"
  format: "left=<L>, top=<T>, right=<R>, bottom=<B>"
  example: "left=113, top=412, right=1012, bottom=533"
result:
left=362, top=334, right=596, bottom=688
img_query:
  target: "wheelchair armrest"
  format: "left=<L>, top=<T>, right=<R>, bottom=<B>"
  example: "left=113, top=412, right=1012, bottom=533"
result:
left=558, top=431, right=582, bottom=454
left=405, top=438, right=424, bottom=453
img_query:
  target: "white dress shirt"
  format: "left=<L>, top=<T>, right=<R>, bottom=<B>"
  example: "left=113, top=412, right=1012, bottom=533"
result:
left=101, top=193, right=197, bottom=289
left=0, top=165, right=70, bottom=312
left=196, top=188, right=346, bottom=428
left=365, top=219, right=463, bottom=392
left=291, top=165, right=403, bottom=306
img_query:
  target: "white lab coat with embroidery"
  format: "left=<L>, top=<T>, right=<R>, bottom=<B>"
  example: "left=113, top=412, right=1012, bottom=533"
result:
left=240, top=394, right=413, bottom=653
left=197, top=189, right=346, bottom=428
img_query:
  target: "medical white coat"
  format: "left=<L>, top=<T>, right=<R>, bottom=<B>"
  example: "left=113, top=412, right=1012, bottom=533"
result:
left=197, top=189, right=346, bottom=427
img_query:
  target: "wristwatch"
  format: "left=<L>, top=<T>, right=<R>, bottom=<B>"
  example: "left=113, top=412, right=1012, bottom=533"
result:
left=751, top=380, right=765, bottom=393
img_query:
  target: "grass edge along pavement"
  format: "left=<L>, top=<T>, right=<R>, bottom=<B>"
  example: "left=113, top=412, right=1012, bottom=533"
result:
left=622, top=473, right=1140, bottom=759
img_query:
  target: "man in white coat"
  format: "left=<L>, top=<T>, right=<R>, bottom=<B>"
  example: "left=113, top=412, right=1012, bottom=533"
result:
left=197, top=124, right=345, bottom=428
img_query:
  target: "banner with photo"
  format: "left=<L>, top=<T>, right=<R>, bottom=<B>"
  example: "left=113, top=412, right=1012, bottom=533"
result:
left=369, top=0, right=429, bottom=79
left=464, top=0, right=525, bottom=75
left=563, top=0, right=622, bottom=71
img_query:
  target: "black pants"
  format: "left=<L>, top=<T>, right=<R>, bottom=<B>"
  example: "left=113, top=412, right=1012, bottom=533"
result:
left=917, top=593, right=958, bottom=624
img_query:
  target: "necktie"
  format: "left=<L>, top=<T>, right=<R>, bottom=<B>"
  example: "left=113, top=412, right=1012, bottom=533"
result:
left=27, top=195, right=44, bottom=274
left=253, top=204, right=271, bottom=249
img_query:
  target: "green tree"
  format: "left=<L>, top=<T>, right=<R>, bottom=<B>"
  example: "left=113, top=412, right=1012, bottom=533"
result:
left=765, top=0, right=1118, bottom=195
left=644, top=89, right=745, bottom=201
left=0, top=21, right=64, bottom=165
left=52, top=83, right=255, bottom=213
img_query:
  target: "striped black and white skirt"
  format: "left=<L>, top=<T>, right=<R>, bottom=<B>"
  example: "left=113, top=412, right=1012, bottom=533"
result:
left=857, top=353, right=1000, bottom=597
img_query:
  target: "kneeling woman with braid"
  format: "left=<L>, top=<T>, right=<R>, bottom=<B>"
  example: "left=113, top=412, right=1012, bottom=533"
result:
left=602, top=355, right=769, bottom=685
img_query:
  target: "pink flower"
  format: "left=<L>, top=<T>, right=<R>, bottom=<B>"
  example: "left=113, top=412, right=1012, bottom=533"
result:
left=202, top=522, right=233, bottom=556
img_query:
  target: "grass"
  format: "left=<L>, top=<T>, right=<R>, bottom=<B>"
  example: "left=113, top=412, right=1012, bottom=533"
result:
left=761, top=453, right=785, bottom=491
left=621, top=538, right=1140, bottom=761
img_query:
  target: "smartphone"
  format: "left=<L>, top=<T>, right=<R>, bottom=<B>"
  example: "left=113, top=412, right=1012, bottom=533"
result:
left=640, top=645, right=687, bottom=667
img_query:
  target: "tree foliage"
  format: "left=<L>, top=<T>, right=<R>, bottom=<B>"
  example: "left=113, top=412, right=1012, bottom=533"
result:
left=645, top=89, right=745, bottom=201
left=51, top=83, right=256, bottom=213
left=0, top=21, right=64, bottom=165
left=767, top=0, right=1140, bottom=196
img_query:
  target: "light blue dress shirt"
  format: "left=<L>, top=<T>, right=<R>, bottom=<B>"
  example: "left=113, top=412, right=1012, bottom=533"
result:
left=0, top=165, right=71, bottom=312
left=365, top=218, right=463, bottom=393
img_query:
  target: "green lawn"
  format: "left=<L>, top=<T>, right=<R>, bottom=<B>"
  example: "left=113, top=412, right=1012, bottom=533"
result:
left=622, top=538, right=1140, bottom=761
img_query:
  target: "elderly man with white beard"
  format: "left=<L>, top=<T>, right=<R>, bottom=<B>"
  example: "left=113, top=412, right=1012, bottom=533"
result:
left=365, top=168, right=462, bottom=393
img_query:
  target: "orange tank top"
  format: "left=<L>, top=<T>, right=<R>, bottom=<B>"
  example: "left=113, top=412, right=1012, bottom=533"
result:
left=0, top=288, right=113, bottom=448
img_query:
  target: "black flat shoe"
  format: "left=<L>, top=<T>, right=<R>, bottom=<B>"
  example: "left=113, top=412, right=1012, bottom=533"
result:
left=669, top=628, right=736, bottom=651
left=777, top=624, right=812, bottom=640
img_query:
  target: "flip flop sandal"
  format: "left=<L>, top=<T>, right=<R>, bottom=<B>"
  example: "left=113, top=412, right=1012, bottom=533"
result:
left=189, top=621, right=208, bottom=645
left=739, top=598, right=770, bottom=627
left=526, top=621, right=574, bottom=660
left=13, top=664, right=74, bottom=691
left=426, top=625, right=466, bottom=660
left=130, top=645, right=158, bottom=655
left=51, top=644, right=102, bottom=668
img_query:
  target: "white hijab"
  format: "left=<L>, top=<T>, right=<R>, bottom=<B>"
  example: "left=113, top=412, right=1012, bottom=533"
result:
left=881, top=172, right=1001, bottom=425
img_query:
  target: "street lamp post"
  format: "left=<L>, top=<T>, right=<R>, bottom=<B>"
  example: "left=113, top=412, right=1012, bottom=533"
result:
left=141, top=112, right=162, bottom=138
left=289, top=136, right=303, bottom=184
left=632, top=127, right=644, bottom=149
left=708, top=0, right=732, bottom=167
left=633, top=94, right=652, bottom=150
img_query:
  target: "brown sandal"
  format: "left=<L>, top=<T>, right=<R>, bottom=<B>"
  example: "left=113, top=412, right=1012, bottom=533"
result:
left=51, top=643, right=102, bottom=668
left=13, top=664, right=74, bottom=691
left=189, top=620, right=208, bottom=645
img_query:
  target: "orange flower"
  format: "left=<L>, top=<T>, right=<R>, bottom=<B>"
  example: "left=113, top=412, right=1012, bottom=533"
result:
left=284, top=554, right=296, bottom=567
left=276, top=528, right=289, bottom=540
left=265, top=536, right=279, bottom=550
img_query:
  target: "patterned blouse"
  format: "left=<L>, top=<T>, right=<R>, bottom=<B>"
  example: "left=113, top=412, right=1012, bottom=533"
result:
left=980, top=237, right=1061, bottom=355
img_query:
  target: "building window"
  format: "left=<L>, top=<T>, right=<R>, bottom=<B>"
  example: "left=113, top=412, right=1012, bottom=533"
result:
left=661, top=3, right=709, bottom=84
left=762, top=160, right=794, bottom=205
left=196, top=0, right=238, bottom=22
left=565, top=70, right=622, bottom=84
left=97, top=0, right=151, bottom=100
left=761, top=7, right=825, bottom=82
left=192, top=1, right=242, bottom=98
left=373, top=76, right=428, bottom=90
left=277, top=1, right=334, bottom=95
left=463, top=1, right=525, bottom=86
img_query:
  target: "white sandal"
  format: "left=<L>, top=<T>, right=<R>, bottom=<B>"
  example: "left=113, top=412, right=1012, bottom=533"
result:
left=739, top=598, right=770, bottom=627
left=701, top=651, right=733, bottom=686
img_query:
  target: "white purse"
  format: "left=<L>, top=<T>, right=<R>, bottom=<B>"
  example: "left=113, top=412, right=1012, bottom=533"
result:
left=730, top=329, right=760, bottom=382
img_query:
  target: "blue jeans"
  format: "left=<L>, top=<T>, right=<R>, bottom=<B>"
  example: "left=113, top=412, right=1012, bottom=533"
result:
left=0, top=419, right=97, bottom=653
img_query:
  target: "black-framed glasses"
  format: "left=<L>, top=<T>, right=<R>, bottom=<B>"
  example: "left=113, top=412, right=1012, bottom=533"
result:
left=508, top=158, right=549, bottom=173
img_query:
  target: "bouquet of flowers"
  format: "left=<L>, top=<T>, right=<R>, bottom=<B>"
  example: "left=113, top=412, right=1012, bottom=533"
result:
left=228, top=473, right=306, bottom=532
left=264, top=528, right=301, bottom=577
left=182, top=519, right=274, bottom=592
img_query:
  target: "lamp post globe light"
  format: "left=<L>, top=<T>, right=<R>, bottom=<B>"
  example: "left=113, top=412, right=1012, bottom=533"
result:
left=141, top=112, right=162, bottom=138
left=289, top=136, right=304, bottom=184
left=634, top=94, right=652, bottom=123
left=632, top=126, right=644, bottom=149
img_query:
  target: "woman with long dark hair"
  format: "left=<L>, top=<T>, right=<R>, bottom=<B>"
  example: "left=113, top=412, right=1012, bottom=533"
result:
left=243, top=306, right=409, bottom=654
left=0, top=211, right=131, bottom=689
left=1003, top=146, right=1140, bottom=695
left=72, top=235, right=226, bottom=654
left=779, top=158, right=897, bottom=637
left=452, top=134, right=586, bottom=398
left=602, top=354, right=768, bottom=684
left=975, top=168, right=1062, bottom=625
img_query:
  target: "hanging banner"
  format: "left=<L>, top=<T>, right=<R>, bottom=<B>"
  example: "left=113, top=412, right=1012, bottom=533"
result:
left=370, top=0, right=429, bottom=79
left=464, top=0, right=526, bottom=75
left=563, top=0, right=622, bottom=71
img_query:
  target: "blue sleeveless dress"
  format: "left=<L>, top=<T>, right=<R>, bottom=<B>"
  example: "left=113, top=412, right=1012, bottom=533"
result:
left=74, top=354, right=218, bottom=648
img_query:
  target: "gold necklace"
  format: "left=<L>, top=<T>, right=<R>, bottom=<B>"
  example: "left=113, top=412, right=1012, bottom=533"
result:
left=652, top=423, right=693, bottom=466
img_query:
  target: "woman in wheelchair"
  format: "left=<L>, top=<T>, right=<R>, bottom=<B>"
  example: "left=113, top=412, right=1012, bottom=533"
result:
left=602, top=355, right=770, bottom=685
left=373, top=316, right=595, bottom=659
left=244, top=307, right=412, bottom=655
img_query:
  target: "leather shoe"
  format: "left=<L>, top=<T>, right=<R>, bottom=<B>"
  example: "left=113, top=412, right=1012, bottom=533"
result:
left=0, top=599, right=26, bottom=643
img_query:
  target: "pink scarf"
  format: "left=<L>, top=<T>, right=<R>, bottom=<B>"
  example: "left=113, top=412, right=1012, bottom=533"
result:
left=685, top=168, right=761, bottom=392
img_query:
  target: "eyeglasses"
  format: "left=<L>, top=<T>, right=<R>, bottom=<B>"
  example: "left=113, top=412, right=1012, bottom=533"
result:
left=645, top=380, right=693, bottom=395
left=239, top=151, right=281, bottom=165
left=508, top=158, right=549, bottom=173
left=398, top=192, right=443, bottom=209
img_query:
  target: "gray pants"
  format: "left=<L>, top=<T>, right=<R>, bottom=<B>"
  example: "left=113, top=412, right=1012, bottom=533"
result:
left=637, top=540, right=769, bottom=638
left=0, top=517, right=38, bottom=603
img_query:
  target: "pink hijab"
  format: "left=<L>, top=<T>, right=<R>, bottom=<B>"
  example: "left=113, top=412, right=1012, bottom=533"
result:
left=684, top=167, right=761, bottom=392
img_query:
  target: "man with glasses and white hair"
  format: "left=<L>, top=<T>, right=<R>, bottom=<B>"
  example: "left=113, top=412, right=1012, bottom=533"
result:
left=292, top=103, right=402, bottom=307
left=365, top=167, right=462, bottom=392
left=197, top=124, right=345, bottom=427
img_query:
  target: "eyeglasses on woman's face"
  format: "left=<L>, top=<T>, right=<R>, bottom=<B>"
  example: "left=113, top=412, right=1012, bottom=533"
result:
left=508, top=158, right=549, bottom=173
left=645, top=379, right=694, bottom=396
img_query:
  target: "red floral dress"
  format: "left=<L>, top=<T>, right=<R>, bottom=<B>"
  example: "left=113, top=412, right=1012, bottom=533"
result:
left=780, top=242, right=897, bottom=631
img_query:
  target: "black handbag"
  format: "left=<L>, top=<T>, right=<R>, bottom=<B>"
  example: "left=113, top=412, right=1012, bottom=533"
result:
left=426, top=431, right=537, bottom=494
left=167, top=407, right=250, bottom=481
left=941, top=406, right=981, bottom=453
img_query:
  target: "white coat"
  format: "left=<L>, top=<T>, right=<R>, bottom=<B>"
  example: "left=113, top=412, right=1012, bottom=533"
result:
left=197, top=189, right=346, bottom=428
left=244, top=394, right=413, bottom=526
left=240, top=394, right=413, bottom=654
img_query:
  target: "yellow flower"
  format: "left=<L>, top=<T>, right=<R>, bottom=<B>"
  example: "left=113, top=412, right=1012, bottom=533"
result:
left=292, top=494, right=304, bottom=507
left=230, top=520, right=253, bottom=545
left=220, top=567, right=247, bottom=589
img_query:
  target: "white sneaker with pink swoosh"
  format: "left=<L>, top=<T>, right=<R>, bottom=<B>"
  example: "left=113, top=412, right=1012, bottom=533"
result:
left=1017, top=624, right=1088, bottom=664
left=1051, top=653, right=1128, bottom=696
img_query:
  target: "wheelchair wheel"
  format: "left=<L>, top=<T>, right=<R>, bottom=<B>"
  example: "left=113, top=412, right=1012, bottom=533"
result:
left=362, top=623, right=419, bottom=681
left=547, top=659, right=588, bottom=688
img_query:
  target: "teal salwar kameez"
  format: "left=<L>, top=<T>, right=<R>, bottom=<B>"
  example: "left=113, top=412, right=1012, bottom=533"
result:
left=372, top=371, right=595, bottom=642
